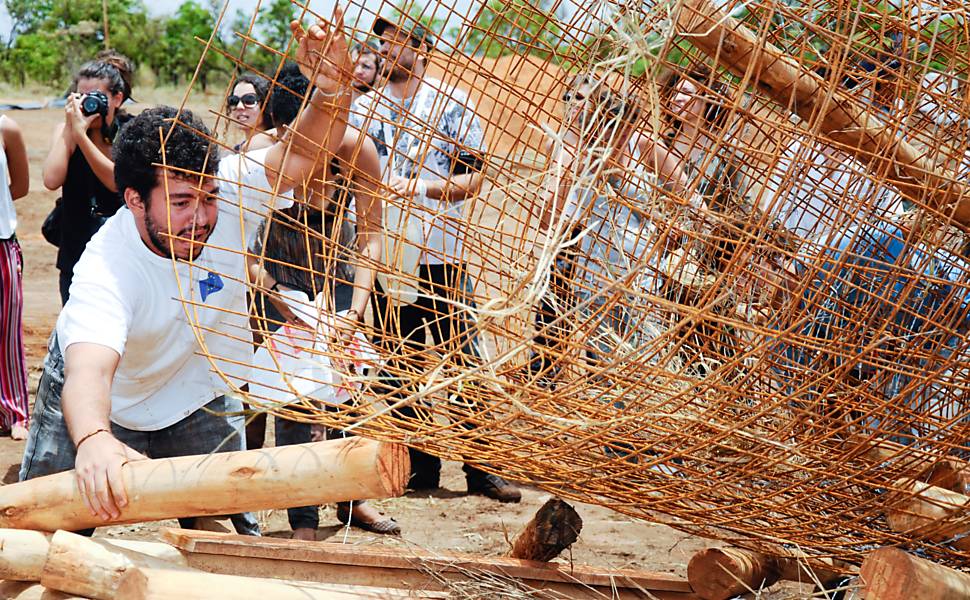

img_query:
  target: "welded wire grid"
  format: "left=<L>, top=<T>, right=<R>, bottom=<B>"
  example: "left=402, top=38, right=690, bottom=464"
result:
left=162, top=0, right=970, bottom=567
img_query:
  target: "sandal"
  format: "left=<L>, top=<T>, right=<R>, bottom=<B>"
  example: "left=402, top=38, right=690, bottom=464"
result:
left=335, top=502, right=401, bottom=535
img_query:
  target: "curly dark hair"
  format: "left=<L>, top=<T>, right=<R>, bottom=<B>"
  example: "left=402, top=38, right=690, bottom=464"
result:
left=113, top=106, right=219, bottom=207
left=268, top=63, right=310, bottom=129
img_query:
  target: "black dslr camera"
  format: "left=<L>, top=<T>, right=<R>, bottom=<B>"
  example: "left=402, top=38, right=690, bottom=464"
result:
left=80, top=90, right=109, bottom=118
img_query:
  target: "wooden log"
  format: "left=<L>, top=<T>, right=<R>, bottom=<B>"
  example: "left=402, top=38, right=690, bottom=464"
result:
left=509, top=498, right=583, bottom=562
left=687, top=548, right=780, bottom=600
left=885, top=478, right=970, bottom=551
left=161, top=528, right=698, bottom=600
left=114, top=568, right=436, bottom=600
left=0, top=530, right=52, bottom=581
left=39, top=530, right=190, bottom=599
left=0, top=438, right=408, bottom=531
left=918, top=459, right=970, bottom=495
left=0, top=581, right=86, bottom=600
left=687, top=547, right=852, bottom=599
left=0, top=529, right=183, bottom=583
left=860, top=547, right=970, bottom=599
left=675, top=0, right=970, bottom=225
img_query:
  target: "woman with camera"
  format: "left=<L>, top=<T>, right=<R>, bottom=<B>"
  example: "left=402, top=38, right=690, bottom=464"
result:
left=42, top=53, right=134, bottom=304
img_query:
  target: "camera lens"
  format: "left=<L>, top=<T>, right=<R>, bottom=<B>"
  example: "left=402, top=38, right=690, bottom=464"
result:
left=80, top=91, right=108, bottom=117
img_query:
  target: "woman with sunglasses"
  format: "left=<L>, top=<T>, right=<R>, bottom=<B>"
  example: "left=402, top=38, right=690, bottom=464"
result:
left=42, top=52, right=134, bottom=304
left=227, top=73, right=271, bottom=152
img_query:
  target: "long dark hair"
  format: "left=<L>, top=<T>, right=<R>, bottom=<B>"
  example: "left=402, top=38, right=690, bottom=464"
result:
left=233, top=73, right=272, bottom=130
left=74, top=52, right=133, bottom=102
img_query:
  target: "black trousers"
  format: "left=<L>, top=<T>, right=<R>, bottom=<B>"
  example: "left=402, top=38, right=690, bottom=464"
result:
left=373, top=263, right=489, bottom=483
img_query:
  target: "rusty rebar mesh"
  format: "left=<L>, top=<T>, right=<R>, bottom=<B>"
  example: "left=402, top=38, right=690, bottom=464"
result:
left=165, top=0, right=970, bottom=567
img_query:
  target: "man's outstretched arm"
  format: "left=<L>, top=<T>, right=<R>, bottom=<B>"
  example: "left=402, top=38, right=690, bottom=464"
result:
left=62, top=343, right=147, bottom=522
left=265, top=5, right=353, bottom=192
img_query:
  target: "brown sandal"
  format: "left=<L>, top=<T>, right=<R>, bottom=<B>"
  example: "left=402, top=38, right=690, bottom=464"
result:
left=335, top=503, right=401, bottom=536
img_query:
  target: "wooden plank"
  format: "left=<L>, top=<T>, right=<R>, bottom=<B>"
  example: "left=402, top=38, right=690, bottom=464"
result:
left=161, top=528, right=696, bottom=597
left=0, top=438, right=408, bottom=532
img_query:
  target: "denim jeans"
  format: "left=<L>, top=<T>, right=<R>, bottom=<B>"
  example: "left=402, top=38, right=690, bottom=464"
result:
left=20, top=333, right=260, bottom=536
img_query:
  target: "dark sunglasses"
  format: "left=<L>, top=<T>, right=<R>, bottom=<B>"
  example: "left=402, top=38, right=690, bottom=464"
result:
left=227, top=93, right=259, bottom=109
left=562, top=91, right=586, bottom=102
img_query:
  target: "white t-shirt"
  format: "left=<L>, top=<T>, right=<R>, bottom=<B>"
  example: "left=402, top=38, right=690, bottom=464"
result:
left=760, top=138, right=903, bottom=253
left=56, top=148, right=292, bottom=430
left=0, top=116, right=16, bottom=239
left=349, top=78, right=487, bottom=265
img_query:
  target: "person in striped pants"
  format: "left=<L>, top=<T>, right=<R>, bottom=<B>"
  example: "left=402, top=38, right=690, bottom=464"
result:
left=0, top=113, right=30, bottom=439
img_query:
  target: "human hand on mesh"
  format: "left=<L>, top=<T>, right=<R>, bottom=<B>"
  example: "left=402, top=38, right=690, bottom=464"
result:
left=290, top=5, right=351, bottom=96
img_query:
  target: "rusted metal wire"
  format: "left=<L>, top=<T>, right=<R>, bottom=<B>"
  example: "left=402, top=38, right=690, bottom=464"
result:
left=162, top=0, right=970, bottom=568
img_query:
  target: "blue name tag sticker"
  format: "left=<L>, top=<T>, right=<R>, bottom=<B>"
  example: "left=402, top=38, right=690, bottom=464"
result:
left=200, top=271, right=224, bottom=302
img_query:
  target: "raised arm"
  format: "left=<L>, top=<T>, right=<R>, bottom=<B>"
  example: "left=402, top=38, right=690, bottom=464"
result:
left=43, top=122, right=74, bottom=191
left=1, top=116, right=28, bottom=199
left=264, top=6, right=353, bottom=194
left=338, top=130, right=382, bottom=319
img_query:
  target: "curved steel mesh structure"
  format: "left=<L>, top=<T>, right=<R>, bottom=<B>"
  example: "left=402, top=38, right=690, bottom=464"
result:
left=174, top=0, right=970, bottom=566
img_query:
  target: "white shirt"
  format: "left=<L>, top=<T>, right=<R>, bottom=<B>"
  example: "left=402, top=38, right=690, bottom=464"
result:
left=0, top=116, right=16, bottom=239
left=349, top=78, right=487, bottom=265
left=760, top=138, right=903, bottom=253
left=56, top=149, right=291, bottom=430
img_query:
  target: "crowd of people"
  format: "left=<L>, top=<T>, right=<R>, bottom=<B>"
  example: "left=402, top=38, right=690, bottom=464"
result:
left=0, top=4, right=961, bottom=543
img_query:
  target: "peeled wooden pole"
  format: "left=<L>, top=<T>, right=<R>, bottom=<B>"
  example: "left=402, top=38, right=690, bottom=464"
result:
left=114, top=568, right=401, bottom=600
left=687, top=548, right=780, bottom=600
left=0, top=529, right=184, bottom=583
left=0, top=438, right=408, bottom=532
left=687, top=547, right=850, bottom=600
left=861, top=547, right=970, bottom=599
left=675, top=0, right=970, bottom=225
left=0, top=581, right=84, bottom=600
left=40, top=530, right=190, bottom=599
left=509, top=498, right=583, bottom=562
left=885, top=478, right=970, bottom=551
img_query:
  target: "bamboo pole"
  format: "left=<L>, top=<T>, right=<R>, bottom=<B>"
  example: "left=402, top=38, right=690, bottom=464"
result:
left=860, top=547, right=970, bottom=599
left=0, top=438, right=408, bottom=531
left=674, top=0, right=970, bottom=225
left=40, top=530, right=190, bottom=599
left=885, top=478, right=970, bottom=550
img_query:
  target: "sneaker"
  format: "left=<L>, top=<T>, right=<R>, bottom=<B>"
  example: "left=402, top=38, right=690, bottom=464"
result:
left=466, top=472, right=522, bottom=503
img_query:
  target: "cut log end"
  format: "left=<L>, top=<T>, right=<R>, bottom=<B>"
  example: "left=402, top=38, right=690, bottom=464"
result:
left=687, top=548, right=780, bottom=600
left=861, top=547, right=970, bottom=599
left=509, top=498, right=583, bottom=562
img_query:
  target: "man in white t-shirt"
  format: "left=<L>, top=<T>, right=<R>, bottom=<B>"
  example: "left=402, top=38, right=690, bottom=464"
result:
left=348, top=16, right=520, bottom=502
left=19, top=12, right=353, bottom=529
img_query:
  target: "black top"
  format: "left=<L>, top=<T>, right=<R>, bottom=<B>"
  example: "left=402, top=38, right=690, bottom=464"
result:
left=56, top=115, right=131, bottom=272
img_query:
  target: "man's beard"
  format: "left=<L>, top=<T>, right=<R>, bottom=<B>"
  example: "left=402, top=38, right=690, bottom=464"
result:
left=386, top=57, right=414, bottom=83
left=144, top=212, right=211, bottom=260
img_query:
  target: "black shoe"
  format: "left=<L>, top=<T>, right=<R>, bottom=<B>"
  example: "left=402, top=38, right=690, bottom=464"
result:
left=407, top=473, right=440, bottom=491
left=466, top=472, right=521, bottom=503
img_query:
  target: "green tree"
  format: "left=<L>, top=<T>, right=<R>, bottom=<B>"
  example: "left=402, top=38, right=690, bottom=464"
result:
left=459, top=0, right=563, bottom=59
left=153, top=0, right=221, bottom=89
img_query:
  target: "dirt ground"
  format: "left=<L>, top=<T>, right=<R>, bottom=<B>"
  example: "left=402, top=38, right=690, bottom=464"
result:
left=0, top=97, right=817, bottom=597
